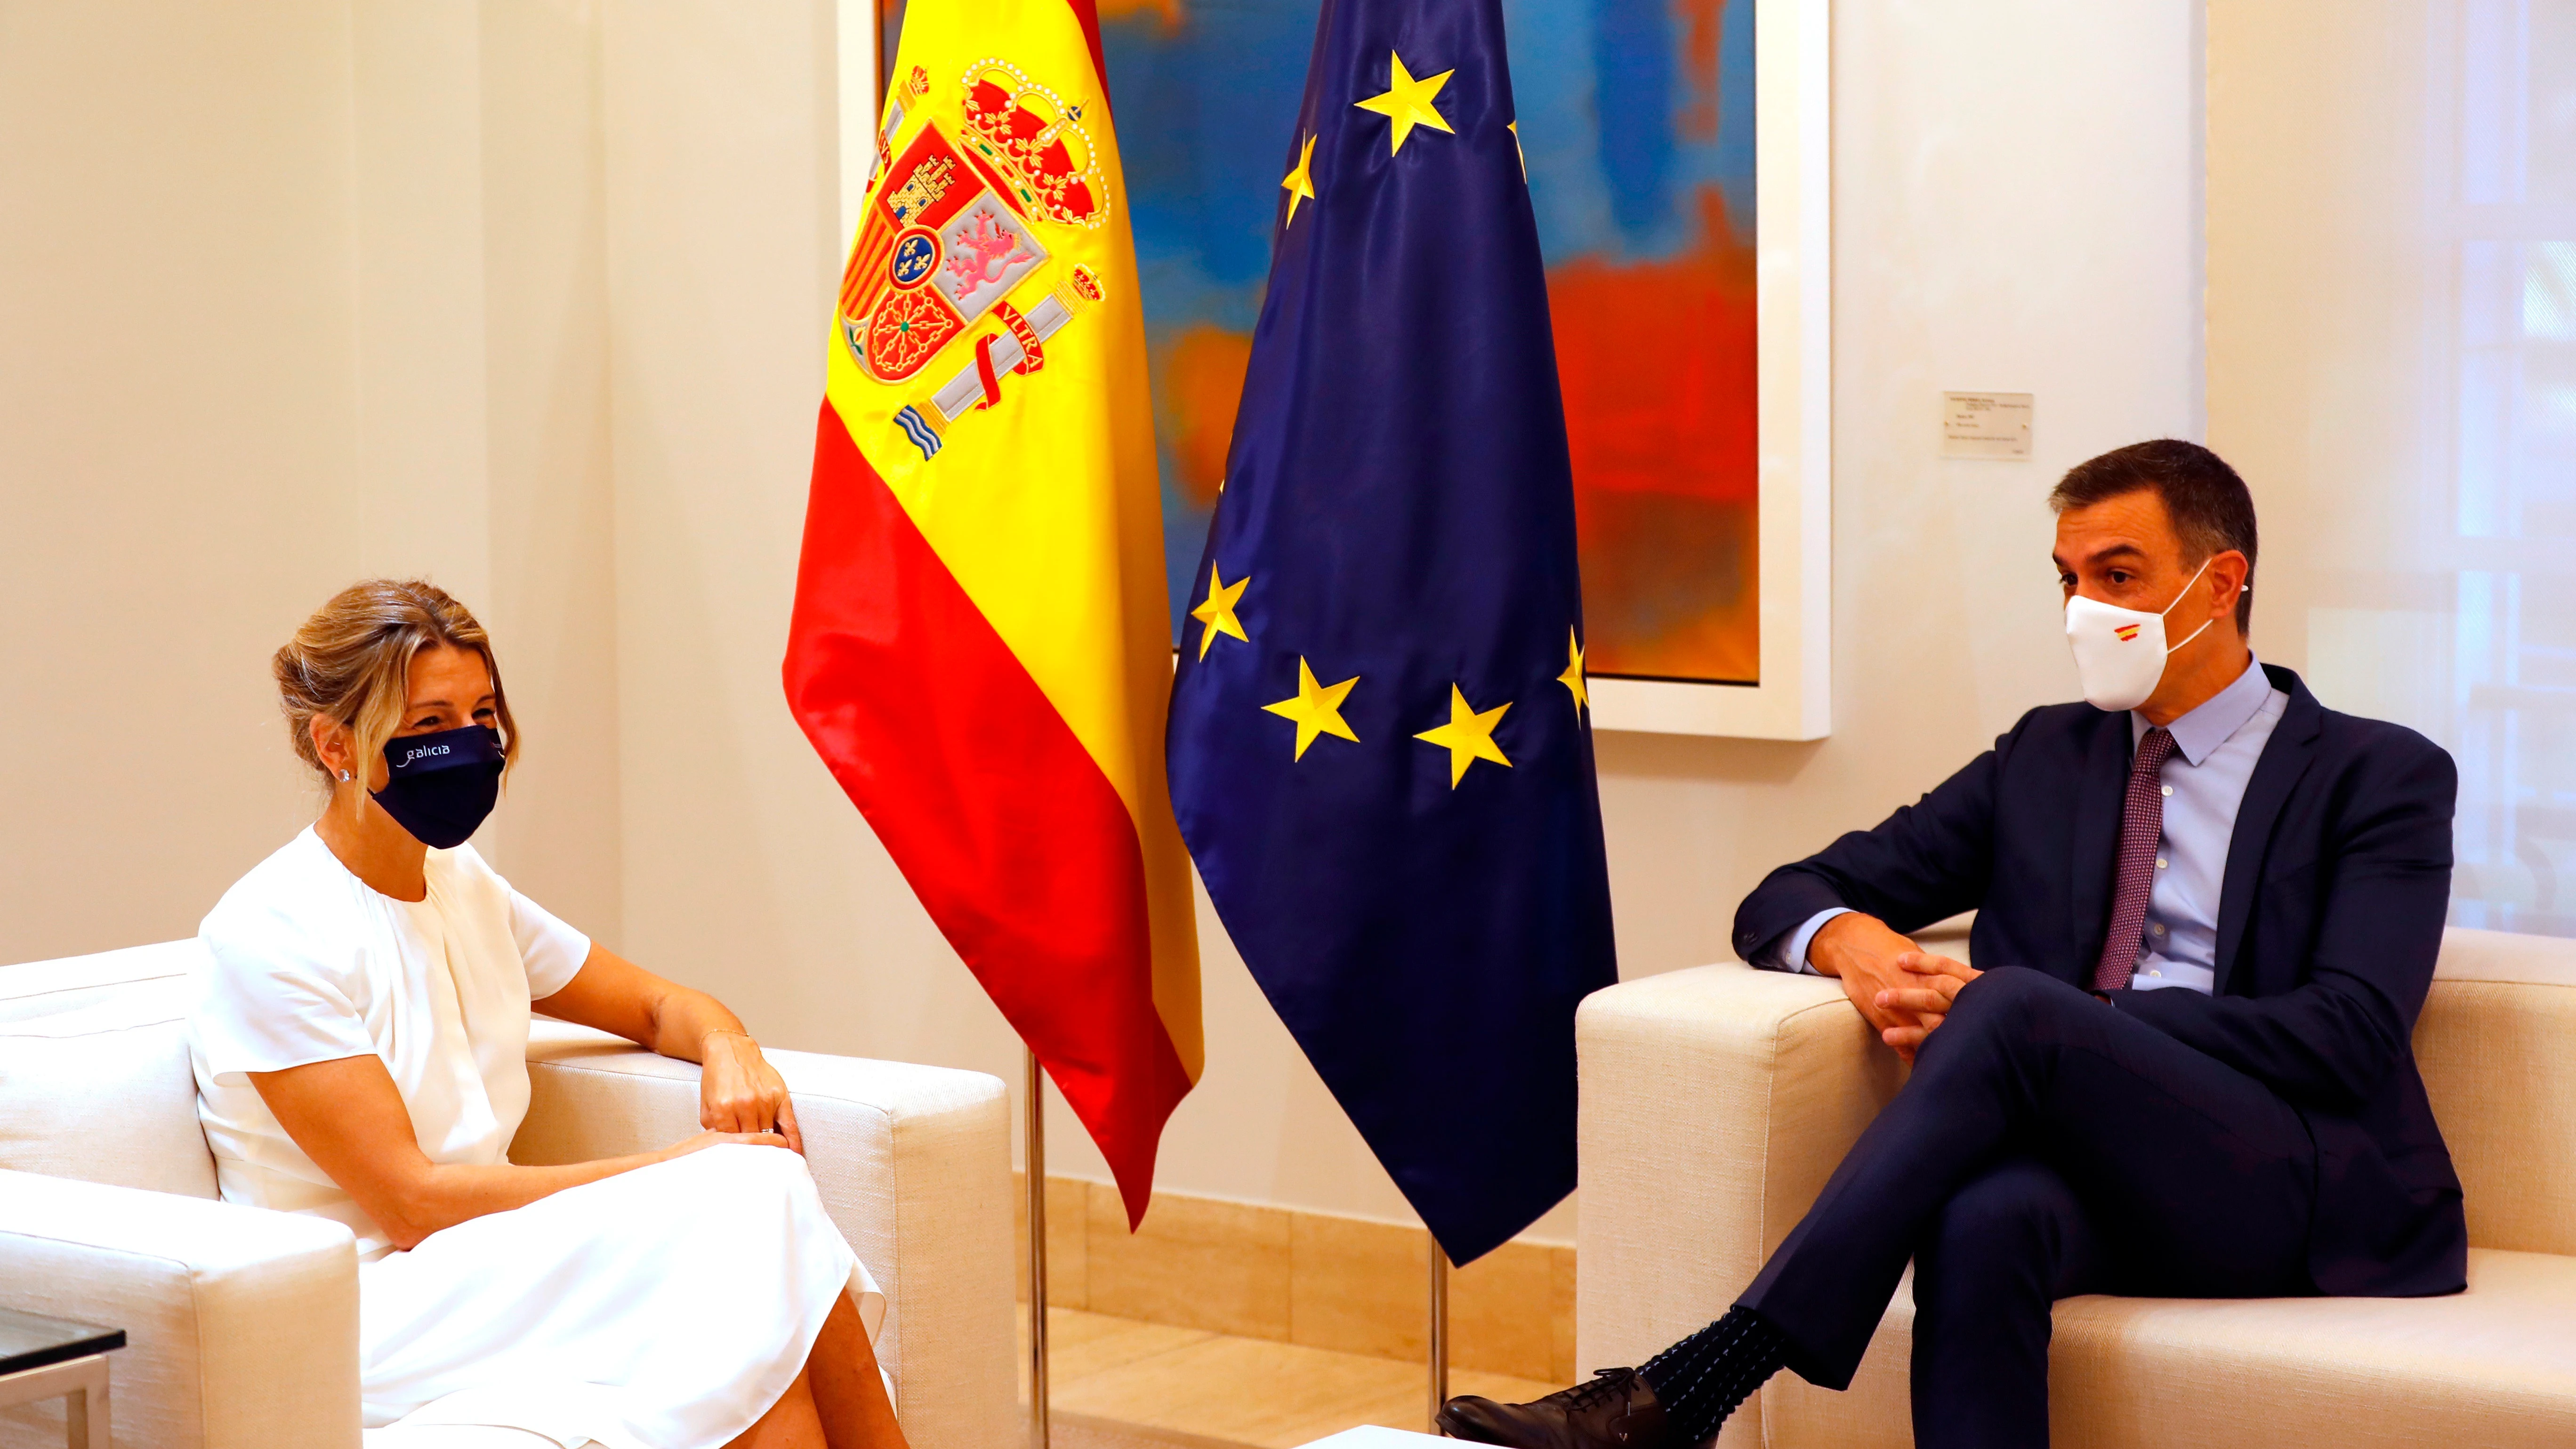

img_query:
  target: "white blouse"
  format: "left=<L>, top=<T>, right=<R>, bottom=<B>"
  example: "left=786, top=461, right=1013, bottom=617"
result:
left=190, top=828, right=590, bottom=1260
left=189, top=829, right=883, bottom=1446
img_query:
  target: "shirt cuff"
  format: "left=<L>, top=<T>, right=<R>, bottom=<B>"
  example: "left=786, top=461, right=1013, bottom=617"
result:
left=1755, top=907, right=1854, bottom=975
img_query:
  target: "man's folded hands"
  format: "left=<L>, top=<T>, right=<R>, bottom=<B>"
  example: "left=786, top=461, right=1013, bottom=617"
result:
left=1808, top=912, right=1983, bottom=1062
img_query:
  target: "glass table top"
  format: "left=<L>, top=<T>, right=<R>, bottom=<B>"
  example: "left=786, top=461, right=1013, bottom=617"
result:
left=0, top=1307, right=123, bottom=1378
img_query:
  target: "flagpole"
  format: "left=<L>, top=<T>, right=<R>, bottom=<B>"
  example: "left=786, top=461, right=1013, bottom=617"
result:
left=1026, top=1047, right=1051, bottom=1449
left=1427, top=1240, right=1449, bottom=1428
left=873, top=0, right=892, bottom=93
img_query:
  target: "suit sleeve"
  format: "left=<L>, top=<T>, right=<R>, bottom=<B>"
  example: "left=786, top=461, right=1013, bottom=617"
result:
left=1731, top=720, right=2018, bottom=965
left=2105, top=731, right=2455, bottom=1110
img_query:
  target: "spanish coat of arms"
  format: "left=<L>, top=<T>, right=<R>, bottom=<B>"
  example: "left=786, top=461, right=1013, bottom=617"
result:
left=838, top=60, right=1111, bottom=460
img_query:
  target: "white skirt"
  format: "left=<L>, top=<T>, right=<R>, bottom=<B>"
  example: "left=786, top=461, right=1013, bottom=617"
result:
left=359, top=1144, right=885, bottom=1449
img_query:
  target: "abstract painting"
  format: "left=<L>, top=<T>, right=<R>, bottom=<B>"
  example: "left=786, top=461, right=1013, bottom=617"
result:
left=1101, top=0, right=1761, bottom=684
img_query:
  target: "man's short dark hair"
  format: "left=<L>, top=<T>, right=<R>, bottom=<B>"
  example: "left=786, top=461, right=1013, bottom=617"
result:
left=2049, top=439, right=2258, bottom=634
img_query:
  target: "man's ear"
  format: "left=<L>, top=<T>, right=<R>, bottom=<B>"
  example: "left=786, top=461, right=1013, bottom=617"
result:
left=2207, top=549, right=2250, bottom=623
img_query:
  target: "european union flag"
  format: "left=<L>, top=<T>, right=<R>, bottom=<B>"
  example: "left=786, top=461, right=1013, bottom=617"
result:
left=1164, top=0, right=1618, bottom=1265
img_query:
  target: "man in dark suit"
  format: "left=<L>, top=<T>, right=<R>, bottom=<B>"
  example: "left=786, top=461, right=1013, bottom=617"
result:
left=1441, top=441, right=2463, bottom=1449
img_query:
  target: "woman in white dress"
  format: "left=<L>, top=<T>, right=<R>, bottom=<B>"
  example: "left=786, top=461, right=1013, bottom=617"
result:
left=189, top=579, right=910, bottom=1449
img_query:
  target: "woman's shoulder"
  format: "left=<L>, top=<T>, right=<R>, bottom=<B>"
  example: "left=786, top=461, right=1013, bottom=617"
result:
left=204, top=828, right=344, bottom=913
left=198, top=830, right=365, bottom=980
left=191, top=831, right=386, bottom=1071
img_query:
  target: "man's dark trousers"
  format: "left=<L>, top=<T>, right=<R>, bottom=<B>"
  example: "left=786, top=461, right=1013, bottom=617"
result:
left=1734, top=966, right=2317, bottom=1449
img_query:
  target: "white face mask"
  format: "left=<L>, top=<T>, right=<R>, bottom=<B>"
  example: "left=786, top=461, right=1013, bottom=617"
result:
left=2063, top=555, right=2216, bottom=713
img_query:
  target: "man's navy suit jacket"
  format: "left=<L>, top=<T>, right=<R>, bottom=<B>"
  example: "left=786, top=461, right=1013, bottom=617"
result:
left=1733, top=664, right=2467, bottom=1298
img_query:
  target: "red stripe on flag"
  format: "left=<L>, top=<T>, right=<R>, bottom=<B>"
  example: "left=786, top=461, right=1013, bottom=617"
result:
left=784, top=401, right=1191, bottom=1222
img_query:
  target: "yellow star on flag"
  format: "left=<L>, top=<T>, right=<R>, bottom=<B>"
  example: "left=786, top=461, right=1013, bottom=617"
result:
left=1354, top=52, right=1456, bottom=155
left=1190, top=564, right=1251, bottom=660
left=1263, top=657, right=1361, bottom=760
left=1414, top=684, right=1512, bottom=787
left=1281, top=133, right=1318, bottom=227
left=1558, top=628, right=1588, bottom=714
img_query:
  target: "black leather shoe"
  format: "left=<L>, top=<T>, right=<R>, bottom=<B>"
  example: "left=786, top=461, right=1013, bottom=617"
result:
left=1437, top=1367, right=1671, bottom=1449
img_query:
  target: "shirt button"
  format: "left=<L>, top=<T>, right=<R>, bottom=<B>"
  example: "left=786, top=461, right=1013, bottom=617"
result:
left=2151, top=923, right=2167, bottom=937
left=2148, top=969, right=2162, bottom=977
left=2161, top=784, right=2174, bottom=797
left=2156, top=856, right=2168, bottom=869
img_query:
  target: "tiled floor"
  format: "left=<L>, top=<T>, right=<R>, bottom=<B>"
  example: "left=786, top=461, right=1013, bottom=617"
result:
left=1020, top=1305, right=1570, bottom=1449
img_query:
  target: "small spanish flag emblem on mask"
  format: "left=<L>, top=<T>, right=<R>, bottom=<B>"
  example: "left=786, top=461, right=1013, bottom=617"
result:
left=2115, top=623, right=2142, bottom=642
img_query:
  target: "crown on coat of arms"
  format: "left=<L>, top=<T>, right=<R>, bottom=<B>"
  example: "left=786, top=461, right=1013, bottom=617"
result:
left=959, top=60, right=1103, bottom=229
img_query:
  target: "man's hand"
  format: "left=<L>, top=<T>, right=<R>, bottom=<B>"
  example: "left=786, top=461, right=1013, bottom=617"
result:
left=1808, top=913, right=1933, bottom=1055
left=699, top=1030, right=804, bottom=1153
left=1873, top=952, right=1981, bottom=1060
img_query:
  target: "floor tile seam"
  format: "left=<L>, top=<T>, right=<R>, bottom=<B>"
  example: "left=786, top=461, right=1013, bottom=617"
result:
left=1057, top=1332, right=1232, bottom=1384
left=1077, top=1305, right=1565, bottom=1384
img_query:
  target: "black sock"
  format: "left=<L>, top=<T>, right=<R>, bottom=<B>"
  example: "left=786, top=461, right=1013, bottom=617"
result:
left=1637, top=1306, right=1787, bottom=1443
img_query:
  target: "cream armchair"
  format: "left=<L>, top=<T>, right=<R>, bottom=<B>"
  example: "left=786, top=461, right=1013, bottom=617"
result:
left=0, top=940, right=1018, bottom=1449
left=1576, top=925, right=2576, bottom=1448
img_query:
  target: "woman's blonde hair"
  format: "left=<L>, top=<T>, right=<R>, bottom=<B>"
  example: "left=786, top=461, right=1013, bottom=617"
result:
left=274, top=580, right=518, bottom=803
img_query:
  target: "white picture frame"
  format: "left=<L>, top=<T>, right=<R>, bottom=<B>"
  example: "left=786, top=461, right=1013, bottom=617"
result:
left=1588, top=0, right=1831, bottom=740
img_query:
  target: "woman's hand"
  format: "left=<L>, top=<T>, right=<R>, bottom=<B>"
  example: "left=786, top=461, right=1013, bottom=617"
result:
left=531, top=945, right=803, bottom=1152
left=659, top=1127, right=797, bottom=1165
left=699, top=1030, right=803, bottom=1153
left=1873, top=952, right=1981, bottom=1062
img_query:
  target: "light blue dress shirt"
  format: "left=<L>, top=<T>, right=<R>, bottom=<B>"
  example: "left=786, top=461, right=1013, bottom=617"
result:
left=1758, top=655, right=2289, bottom=996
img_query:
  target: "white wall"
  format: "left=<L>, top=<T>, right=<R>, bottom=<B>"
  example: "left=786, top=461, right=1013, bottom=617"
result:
left=2, top=0, right=2204, bottom=1239
left=0, top=0, right=623, bottom=964
left=1, top=1, right=366, bottom=960
left=2205, top=2, right=2576, bottom=933
left=474, top=0, right=627, bottom=940
left=2205, top=1, right=2434, bottom=686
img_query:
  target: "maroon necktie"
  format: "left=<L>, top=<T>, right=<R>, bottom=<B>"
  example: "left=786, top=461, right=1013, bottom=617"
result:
left=2093, top=726, right=2179, bottom=992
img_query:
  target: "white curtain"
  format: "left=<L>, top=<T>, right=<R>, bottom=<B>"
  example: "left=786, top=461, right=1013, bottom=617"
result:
left=2212, top=0, right=2576, bottom=935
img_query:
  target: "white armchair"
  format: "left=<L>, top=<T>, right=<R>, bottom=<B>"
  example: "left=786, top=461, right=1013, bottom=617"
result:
left=0, top=940, right=1017, bottom=1449
left=1575, top=926, right=2576, bottom=1448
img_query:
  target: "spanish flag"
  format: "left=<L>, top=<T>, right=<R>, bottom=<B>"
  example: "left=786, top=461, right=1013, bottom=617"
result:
left=783, top=0, right=1199, bottom=1224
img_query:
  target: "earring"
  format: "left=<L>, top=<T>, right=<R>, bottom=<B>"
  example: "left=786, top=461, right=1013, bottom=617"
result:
left=337, top=769, right=352, bottom=783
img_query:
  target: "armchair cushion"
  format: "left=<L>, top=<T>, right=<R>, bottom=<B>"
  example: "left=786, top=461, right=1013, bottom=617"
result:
left=0, top=941, right=203, bottom=1026
left=0, top=998, right=217, bottom=1199
left=1765, top=1248, right=2576, bottom=1449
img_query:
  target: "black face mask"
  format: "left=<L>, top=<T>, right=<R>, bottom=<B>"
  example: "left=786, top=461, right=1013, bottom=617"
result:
left=372, top=724, right=505, bottom=849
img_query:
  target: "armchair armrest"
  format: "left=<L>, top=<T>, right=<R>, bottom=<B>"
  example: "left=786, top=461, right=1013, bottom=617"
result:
left=1575, top=965, right=1900, bottom=1442
left=515, top=1023, right=1015, bottom=1449
left=0, top=1167, right=360, bottom=1449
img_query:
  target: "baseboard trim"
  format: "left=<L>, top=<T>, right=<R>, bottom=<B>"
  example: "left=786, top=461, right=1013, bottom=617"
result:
left=1015, top=1174, right=1575, bottom=1384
